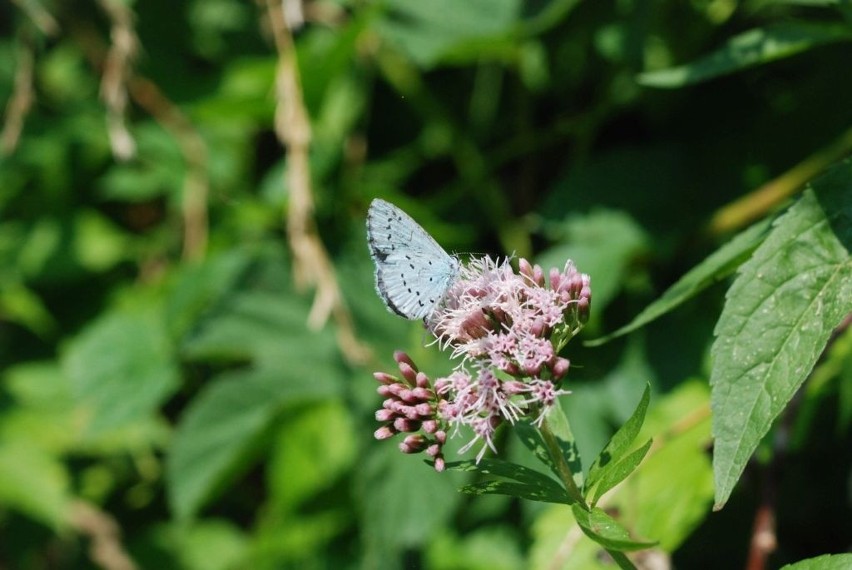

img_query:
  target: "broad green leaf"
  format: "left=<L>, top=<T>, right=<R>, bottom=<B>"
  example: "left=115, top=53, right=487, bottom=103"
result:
left=588, top=218, right=772, bottom=345
left=176, top=519, right=249, bottom=570
left=169, top=282, right=342, bottom=519
left=166, top=365, right=338, bottom=519
left=375, top=0, right=521, bottom=68
left=586, top=384, right=650, bottom=497
left=571, top=504, right=657, bottom=552
left=165, top=249, right=253, bottom=339
left=537, top=210, right=649, bottom=313
left=359, top=446, right=462, bottom=561
left=781, top=554, right=852, bottom=570
left=426, top=527, right=524, bottom=570
left=63, top=309, right=180, bottom=435
left=588, top=439, right=652, bottom=506
left=638, top=23, right=852, bottom=88
left=0, top=281, right=56, bottom=337
left=267, top=400, right=357, bottom=512
left=711, top=161, right=852, bottom=509
left=0, top=442, right=71, bottom=528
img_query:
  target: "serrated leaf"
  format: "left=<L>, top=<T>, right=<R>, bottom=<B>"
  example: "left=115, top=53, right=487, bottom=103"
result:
left=588, top=218, right=772, bottom=345
left=586, top=384, right=651, bottom=497
left=638, top=23, right=852, bottom=88
left=168, top=283, right=342, bottom=519
left=711, top=161, right=852, bottom=509
left=571, top=504, right=657, bottom=552
left=166, top=365, right=338, bottom=520
left=63, top=309, right=180, bottom=435
left=359, top=446, right=461, bottom=558
left=781, top=553, right=852, bottom=570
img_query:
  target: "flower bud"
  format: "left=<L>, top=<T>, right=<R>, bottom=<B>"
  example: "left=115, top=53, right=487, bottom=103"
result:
left=374, top=426, right=396, bottom=440
left=375, top=408, right=395, bottom=422
left=394, top=351, right=417, bottom=371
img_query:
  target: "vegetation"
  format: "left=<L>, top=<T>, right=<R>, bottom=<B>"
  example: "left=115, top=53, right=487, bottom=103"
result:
left=1, top=0, right=850, bottom=568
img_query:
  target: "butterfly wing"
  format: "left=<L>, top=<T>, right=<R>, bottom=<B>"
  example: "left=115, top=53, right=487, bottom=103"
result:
left=367, top=199, right=459, bottom=320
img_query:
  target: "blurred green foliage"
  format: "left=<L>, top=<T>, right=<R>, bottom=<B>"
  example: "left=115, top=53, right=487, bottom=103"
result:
left=0, top=0, right=850, bottom=568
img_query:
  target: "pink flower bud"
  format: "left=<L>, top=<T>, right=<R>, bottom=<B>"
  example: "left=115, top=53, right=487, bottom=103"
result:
left=375, top=409, right=395, bottom=422
left=400, top=434, right=426, bottom=453
left=519, top=258, right=534, bottom=279
left=552, top=357, right=570, bottom=379
left=410, top=387, right=432, bottom=400
left=393, top=417, right=420, bottom=432
left=415, top=372, right=431, bottom=389
left=373, top=372, right=397, bottom=385
left=421, top=420, right=439, bottom=433
left=433, top=456, right=446, bottom=472
left=374, top=426, right=396, bottom=440
left=533, top=264, right=544, bottom=286
left=394, top=351, right=417, bottom=371
left=397, top=362, right=418, bottom=384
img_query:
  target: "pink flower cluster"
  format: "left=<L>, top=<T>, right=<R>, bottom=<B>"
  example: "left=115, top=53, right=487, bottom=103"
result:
left=373, top=256, right=591, bottom=470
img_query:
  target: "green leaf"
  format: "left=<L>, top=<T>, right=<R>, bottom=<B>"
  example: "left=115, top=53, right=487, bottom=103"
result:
left=359, top=446, right=462, bottom=559
left=710, top=160, right=852, bottom=509
left=168, top=271, right=344, bottom=519
left=587, top=218, right=772, bottom=345
left=571, top=504, right=657, bottom=552
left=781, top=554, right=852, bottom=570
left=638, top=23, right=852, bottom=88
left=375, top=0, right=521, bottom=68
left=627, top=381, right=714, bottom=551
left=63, top=309, right=180, bottom=435
left=0, top=442, right=71, bottom=528
left=462, top=480, right=572, bottom=504
left=166, top=365, right=338, bottom=520
left=449, top=458, right=570, bottom=504
left=537, top=209, right=649, bottom=313
left=586, top=384, right=651, bottom=498
left=267, top=400, right=357, bottom=513
left=588, top=439, right=652, bottom=506
left=514, top=420, right=584, bottom=489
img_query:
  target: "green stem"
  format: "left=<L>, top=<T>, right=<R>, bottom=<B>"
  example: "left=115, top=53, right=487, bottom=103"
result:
left=539, top=414, right=587, bottom=509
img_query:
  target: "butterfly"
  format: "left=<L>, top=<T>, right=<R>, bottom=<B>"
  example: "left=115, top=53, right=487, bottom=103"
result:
left=366, top=199, right=460, bottom=320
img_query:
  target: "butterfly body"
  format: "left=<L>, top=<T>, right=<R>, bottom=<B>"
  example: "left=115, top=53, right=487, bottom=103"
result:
left=366, top=199, right=460, bottom=320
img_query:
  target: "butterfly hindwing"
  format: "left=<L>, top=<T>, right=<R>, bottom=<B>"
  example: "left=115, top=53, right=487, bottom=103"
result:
left=367, top=199, right=459, bottom=320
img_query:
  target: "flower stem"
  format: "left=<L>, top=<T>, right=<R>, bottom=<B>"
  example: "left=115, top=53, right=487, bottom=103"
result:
left=539, top=408, right=588, bottom=509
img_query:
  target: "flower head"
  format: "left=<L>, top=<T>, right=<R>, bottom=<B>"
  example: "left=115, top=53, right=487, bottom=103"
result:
left=373, top=256, right=590, bottom=468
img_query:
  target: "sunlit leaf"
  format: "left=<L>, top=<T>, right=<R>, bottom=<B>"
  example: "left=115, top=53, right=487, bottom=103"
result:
left=588, top=218, right=772, bottom=345
left=638, top=23, right=852, bottom=88
left=63, top=309, right=180, bottom=435
left=571, top=504, right=657, bottom=552
left=710, top=160, right=852, bottom=509
left=781, top=553, right=852, bottom=570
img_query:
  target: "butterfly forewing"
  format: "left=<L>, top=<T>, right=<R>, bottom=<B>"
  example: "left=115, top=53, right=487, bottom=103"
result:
left=366, top=199, right=459, bottom=320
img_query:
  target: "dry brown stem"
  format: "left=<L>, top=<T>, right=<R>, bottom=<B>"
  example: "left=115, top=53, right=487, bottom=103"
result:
left=68, top=500, right=137, bottom=570
left=1, top=32, right=35, bottom=155
left=262, top=0, right=369, bottom=364
left=97, top=0, right=139, bottom=161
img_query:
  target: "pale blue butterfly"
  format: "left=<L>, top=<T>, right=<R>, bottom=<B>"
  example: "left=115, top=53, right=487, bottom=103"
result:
left=366, top=199, right=460, bottom=320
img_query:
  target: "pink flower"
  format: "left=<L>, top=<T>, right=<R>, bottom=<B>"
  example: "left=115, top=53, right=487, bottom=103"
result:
left=373, top=257, right=590, bottom=467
